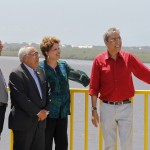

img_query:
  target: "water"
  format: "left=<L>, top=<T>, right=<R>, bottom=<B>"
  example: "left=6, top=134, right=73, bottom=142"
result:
left=0, top=56, right=150, bottom=150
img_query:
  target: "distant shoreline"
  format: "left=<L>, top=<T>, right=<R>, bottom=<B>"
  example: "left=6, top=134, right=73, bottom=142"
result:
left=3, top=48, right=150, bottom=63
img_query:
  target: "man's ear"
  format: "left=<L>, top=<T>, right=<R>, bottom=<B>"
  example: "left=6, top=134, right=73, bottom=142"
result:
left=104, top=40, right=108, bottom=47
left=22, top=55, right=27, bottom=63
left=45, top=51, right=48, bottom=57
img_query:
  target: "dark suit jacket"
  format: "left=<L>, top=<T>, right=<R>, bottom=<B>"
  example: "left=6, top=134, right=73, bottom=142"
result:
left=8, top=63, right=49, bottom=131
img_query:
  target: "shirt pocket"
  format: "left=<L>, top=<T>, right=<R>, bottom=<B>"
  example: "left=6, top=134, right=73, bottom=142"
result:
left=101, top=66, right=113, bottom=81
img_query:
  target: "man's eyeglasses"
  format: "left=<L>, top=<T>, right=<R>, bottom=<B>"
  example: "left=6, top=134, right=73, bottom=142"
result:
left=27, top=52, right=40, bottom=57
left=109, top=36, right=121, bottom=43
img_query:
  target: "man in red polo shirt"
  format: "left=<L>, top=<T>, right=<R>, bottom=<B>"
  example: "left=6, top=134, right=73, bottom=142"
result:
left=89, top=27, right=150, bottom=150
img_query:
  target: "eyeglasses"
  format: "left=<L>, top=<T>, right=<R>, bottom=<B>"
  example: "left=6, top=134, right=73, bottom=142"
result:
left=109, top=36, right=121, bottom=43
left=27, top=52, right=40, bottom=57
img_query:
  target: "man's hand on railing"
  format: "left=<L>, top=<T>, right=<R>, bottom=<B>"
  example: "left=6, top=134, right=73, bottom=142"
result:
left=91, top=111, right=99, bottom=127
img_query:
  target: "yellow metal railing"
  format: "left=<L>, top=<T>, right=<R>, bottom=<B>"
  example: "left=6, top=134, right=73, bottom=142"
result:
left=10, top=89, right=149, bottom=150
left=69, top=89, right=149, bottom=150
left=70, top=88, right=89, bottom=150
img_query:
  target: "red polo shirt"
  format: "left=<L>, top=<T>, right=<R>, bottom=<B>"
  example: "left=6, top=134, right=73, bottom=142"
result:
left=89, top=50, right=150, bottom=101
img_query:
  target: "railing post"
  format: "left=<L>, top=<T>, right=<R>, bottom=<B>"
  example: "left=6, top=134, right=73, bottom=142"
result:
left=130, top=97, right=134, bottom=149
left=10, top=130, right=13, bottom=150
left=99, top=100, right=103, bottom=150
left=144, top=94, right=149, bottom=150
left=99, top=127, right=103, bottom=150
left=70, top=91, right=74, bottom=150
left=84, top=91, right=89, bottom=150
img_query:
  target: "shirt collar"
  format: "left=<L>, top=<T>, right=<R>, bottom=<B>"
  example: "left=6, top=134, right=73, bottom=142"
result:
left=23, top=63, right=34, bottom=75
left=105, top=50, right=123, bottom=60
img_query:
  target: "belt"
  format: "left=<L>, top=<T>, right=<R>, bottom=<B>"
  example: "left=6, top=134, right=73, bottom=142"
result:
left=103, top=99, right=131, bottom=105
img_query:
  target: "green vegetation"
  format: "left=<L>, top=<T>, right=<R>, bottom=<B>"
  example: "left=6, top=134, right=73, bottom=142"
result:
left=3, top=50, right=18, bottom=57
left=2, top=43, right=150, bottom=62
left=61, top=47, right=103, bottom=60
left=62, top=48, right=150, bottom=62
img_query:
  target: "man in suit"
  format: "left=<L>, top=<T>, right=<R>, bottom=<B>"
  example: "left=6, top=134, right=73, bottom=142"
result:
left=8, top=46, right=49, bottom=150
left=0, top=40, right=8, bottom=140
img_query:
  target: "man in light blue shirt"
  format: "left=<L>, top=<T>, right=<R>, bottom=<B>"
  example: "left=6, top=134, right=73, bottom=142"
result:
left=8, top=46, right=50, bottom=150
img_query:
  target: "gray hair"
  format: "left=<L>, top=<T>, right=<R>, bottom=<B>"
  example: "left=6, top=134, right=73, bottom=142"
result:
left=103, top=27, right=120, bottom=42
left=18, top=46, right=33, bottom=62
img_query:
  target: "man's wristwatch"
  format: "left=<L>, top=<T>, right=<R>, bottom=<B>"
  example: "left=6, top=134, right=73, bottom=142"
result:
left=91, top=106, right=97, bottom=111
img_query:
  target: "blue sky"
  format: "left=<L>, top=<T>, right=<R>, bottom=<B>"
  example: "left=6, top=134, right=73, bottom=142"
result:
left=0, top=0, right=150, bottom=46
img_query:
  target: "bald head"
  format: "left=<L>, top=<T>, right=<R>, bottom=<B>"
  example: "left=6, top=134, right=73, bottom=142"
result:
left=18, top=46, right=40, bottom=69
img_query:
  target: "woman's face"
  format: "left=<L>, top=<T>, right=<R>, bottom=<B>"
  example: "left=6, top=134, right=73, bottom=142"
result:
left=46, top=43, right=61, bottom=61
